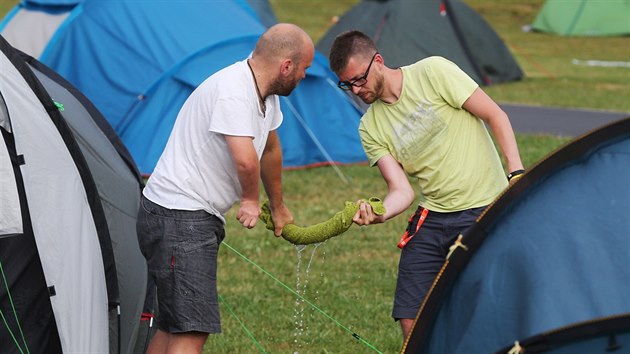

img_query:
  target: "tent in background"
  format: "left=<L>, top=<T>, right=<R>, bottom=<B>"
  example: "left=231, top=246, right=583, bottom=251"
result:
left=532, top=0, right=630, bottom=36
left=403, top=117, right=630, bottom=353
left=0, top=34, right=147, bottom=353
left=242, top=0, right=278, bottom=27
left=0, top=0, right=367, bottom=175
left=317, top=0, right=524, bottom=86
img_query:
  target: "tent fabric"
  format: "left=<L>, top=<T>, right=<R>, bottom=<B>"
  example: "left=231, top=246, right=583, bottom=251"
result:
left=403, top=117, right=630, bottom=353
left=1, top=34, right=109, bottom=354
left=494, top=313, right=630, bottom=354
left=0, top=6, right=70, bottom=58
left=0, top=35, right=146, bottom=354
left=532, top=0, right=630, bottom=37
left=0, top=0, right=366, bottom=174
left=0, top=110, right=21, bottom=235
left=24, top=53, right=147, bottom=354
left=316, top=0, right=523, bottom=86
left=241, top=0, right=278, bottom=28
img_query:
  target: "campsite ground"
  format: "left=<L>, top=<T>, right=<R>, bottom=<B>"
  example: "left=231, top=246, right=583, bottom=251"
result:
left=214, top=1, right=628, bottom=353
left=215, top=1, right=628, bottom=353
left=1, top=0, right=627, bottom=353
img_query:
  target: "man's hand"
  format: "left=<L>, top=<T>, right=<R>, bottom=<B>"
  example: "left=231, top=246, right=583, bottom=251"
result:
left=237, top=199, right=260, bottom=229
left=269, top=203, right=293, bottom=236
left=352, top=200, right=385, bottom=226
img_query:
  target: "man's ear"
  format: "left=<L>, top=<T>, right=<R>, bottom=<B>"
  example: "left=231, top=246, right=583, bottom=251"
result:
left=280, top=59, right=294, bottom=76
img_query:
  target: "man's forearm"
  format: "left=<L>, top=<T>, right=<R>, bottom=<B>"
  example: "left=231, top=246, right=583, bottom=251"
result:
left=261, top=147, right=283, bottom=206
left=236, top=159, right=261, bottom=202
left=382, top=188, right=415, bottom=221
left=488, top=113, right=524, bottom=173
left=261, top=131, right=285, bottom=206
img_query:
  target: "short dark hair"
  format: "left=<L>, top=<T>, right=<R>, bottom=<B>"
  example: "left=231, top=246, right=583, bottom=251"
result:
left=329, top=30, right=378, bottom=74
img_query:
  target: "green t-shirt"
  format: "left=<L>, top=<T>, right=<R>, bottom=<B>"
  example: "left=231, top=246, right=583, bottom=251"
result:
left=359, top=56, right=507, bottom=212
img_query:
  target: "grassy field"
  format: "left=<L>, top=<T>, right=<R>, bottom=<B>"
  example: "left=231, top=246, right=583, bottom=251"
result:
left=211, top=1, right=625, bottom=353
left=216, top=1, right=627, bottom=353
left=0, top=0, right=627, bottom=353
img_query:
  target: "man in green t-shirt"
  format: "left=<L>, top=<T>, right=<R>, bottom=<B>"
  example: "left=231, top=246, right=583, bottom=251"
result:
left=328, top=30, right=524, bottom=341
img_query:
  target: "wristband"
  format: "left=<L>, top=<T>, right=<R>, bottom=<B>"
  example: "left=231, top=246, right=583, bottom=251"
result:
left=507, top=169, right=525, bottom=181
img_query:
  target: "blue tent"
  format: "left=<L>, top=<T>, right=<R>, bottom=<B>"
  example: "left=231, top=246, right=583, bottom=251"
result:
left=0, top=0, right=366, bottom=174
left=404, top=117, right=630, bottom=353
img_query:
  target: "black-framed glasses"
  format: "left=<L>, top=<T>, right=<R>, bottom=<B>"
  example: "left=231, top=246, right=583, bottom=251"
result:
left=337, top=52, right=379, bottom=91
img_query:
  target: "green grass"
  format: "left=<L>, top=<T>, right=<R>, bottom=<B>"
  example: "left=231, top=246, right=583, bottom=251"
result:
left=0, top=0, right=625, bottom=352
left=213, top=1, right=601, bottom=352
left=470, top=0, right=630, bottom=112
left=213, top=133, right=570, bottom=354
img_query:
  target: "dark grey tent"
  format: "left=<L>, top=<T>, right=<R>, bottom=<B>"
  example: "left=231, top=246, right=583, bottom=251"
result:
left=0, top=35, right=148, bottom=353
left=317, top=0, right=523, bottom=86
left=244, top=0, right=278, bottom=27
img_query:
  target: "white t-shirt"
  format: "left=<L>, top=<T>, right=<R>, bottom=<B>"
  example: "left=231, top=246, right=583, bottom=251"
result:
left=143, top=60, right=283, bottom=223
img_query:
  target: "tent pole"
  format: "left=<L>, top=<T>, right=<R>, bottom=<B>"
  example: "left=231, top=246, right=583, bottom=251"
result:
left=280, top=97, right=350, bottom=184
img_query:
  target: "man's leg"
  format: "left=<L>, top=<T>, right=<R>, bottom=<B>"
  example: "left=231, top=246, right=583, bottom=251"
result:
left=147, top=330, right=208, bottom=354
left=167, top=332, right=209, bottom=354
left=392, top=208, right=446, bottom=343
left=146, top=329, right=169, bottom=354
left=399, top=318, right=414, bottom=341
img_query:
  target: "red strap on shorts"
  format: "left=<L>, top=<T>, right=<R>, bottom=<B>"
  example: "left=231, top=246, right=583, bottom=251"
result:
left=397, top=208, right=429, bottom=249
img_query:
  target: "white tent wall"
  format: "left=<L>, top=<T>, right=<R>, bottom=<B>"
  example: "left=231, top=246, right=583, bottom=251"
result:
left=1, top=7, right=70, bottom=58
left=0, top=62, right=21, bottom=237
left=29, top=62, right=147, bottom=354
left=1, top=48, right=108, bottom=353
left=0, top=126, right=22, bottom=235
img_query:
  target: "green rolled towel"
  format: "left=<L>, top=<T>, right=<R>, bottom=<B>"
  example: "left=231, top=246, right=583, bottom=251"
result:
left=259, top=198, right=385, bottom=245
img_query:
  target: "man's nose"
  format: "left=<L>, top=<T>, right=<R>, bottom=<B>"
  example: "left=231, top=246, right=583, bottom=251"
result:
left=351, top=85, right=362, bottom=95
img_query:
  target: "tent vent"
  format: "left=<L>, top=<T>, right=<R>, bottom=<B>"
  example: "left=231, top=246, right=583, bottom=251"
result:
left=17, top=154, right=24, bottom=165
left=48, top=286, right=56, bottom=297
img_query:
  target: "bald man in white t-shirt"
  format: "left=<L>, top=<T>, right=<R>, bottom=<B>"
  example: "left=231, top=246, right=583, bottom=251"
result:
left=137, top=23, right=314, bottom=354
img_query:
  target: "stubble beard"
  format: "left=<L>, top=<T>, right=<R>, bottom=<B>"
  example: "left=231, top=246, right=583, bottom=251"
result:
left=269, top=72, right=299, bottom=97
left=360, top=73, right=384, bottom=104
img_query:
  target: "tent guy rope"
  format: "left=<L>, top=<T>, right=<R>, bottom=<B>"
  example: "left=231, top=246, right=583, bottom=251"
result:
left=0, top=260, right=30, bottom=354
left=222, top=241, right=383, bottom=353
left=219, top=295, right=266, bottom=353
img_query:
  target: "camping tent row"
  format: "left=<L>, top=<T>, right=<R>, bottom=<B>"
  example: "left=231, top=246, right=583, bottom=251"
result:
left=0, top=0, right=366, bottom=175
left=0, top=0, right=528, bottom=175
left=317, top=0, right=524, bottom=87
left=0, top=35, right=150, bottom=354
left=403, top=117, right=630, bottom=353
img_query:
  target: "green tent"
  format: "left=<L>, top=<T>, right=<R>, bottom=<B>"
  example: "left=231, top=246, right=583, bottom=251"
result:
left=532, top=0, right=630, bottom=36
left=317, top=0, right=523, bottom=86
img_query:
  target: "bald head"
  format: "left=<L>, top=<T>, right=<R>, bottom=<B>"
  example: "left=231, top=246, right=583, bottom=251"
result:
left=253, top=23, right=314, bottom=66
left=250, top=24, right=314, bottom=97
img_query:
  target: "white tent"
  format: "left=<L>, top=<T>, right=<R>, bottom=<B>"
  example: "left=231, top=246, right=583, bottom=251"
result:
left=0, top=34, right=147, bottom=354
